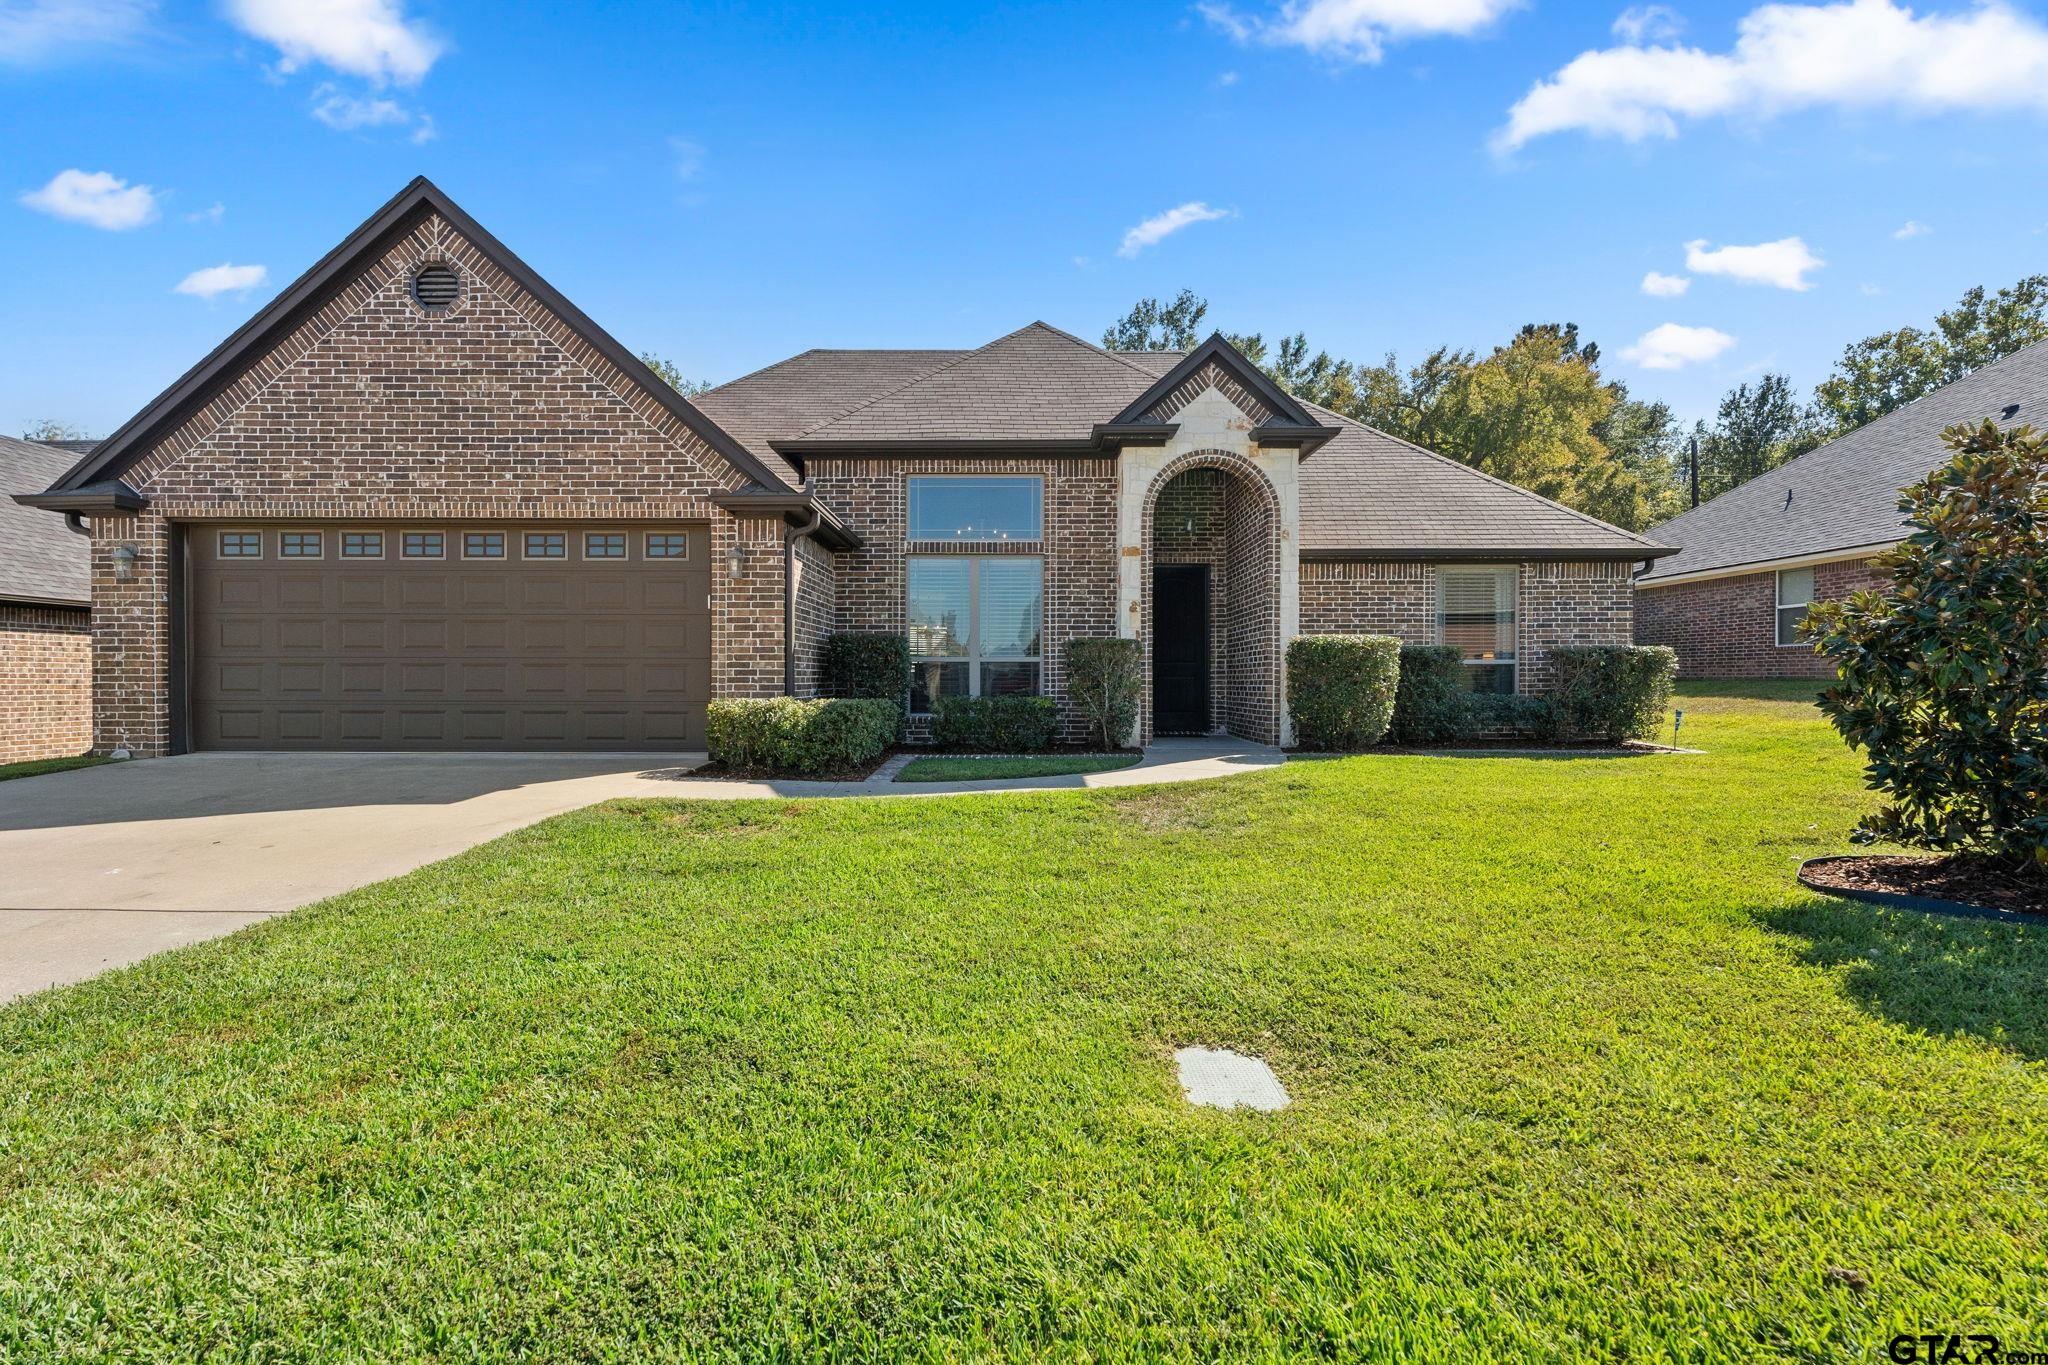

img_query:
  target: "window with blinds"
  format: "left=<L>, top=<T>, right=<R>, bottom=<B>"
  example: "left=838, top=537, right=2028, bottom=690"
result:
left=1438, top=567, right=1517, bottom=694
left=1775, top=567, right=1815, bottom=647
left=907, top=556, right=1043, bottom=712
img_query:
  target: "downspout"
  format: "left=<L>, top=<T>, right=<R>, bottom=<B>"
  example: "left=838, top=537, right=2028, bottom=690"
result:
left=63, top=512, right=90, bottom=537
left=783, top=504, right=826, bottom=696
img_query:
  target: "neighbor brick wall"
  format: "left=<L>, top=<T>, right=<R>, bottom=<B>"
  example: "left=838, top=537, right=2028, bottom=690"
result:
left=1635, top=556, right=1888, bottom=679
left=1298, top=559, right=1634, bottom=695
left=91, top=209, right=784, bottom=754
left=791, top=534, right=837, bottom=698
left=0, top=602, right=91, bottom=762
left=808, top=456, right=1119, bottom=741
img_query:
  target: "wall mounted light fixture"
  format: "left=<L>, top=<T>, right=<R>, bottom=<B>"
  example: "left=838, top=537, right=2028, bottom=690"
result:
left=727, top=541, right=746, bottom=579
left=112, top=544, right=138, bottom=583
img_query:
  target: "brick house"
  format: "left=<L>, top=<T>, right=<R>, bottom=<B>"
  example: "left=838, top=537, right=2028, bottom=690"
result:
left=18, top=178, right=1667, bottom=756
left=1637, top=340, right=2048, bottom=678
left=1, top=436, right=93, bottom=761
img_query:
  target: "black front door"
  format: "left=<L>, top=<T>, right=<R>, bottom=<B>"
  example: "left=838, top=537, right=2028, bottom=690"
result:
left=1152, top=564, right=1211, bottom=735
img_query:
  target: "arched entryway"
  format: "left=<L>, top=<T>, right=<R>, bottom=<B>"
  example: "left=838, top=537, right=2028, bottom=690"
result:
left=1139, top=452, right=1283, bottom=744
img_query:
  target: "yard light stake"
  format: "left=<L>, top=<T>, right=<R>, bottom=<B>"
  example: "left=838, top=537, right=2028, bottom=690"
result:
left=1672, top=709, right=1684, bottom=749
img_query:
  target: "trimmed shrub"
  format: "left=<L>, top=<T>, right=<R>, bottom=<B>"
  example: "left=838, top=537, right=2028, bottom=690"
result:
left=930, top=695, right=1060, bottom=752
left=1547, top=645, right=1677, bottom=743
left=705, top=697, right=898, bottom=776
left=1064, top=638, right=1142, bottom=749
left=1286, top=634, right=1401, bottom=751
left=1471, top=692, right=1564, bottom=743
left=1807, top=418, right=2048, bottom=869
left=1390, top=644, right=1477, bottom=745
left=820, top=632, right=909, bottom=704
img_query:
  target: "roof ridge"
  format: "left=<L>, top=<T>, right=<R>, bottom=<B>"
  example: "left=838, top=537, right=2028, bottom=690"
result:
left=1303, top=398, right=1665, bottom=550
left=1026, top=319, right=1168, bottom=380
left=791, top=322, right=1058, bottom=439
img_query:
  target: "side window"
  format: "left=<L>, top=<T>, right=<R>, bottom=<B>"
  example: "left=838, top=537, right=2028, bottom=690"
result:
left=1776, top=567, right=1817, bottom=647
left=1438, top=567, right=1518, bottom=694
left=218, top=531, right=262, bottom=558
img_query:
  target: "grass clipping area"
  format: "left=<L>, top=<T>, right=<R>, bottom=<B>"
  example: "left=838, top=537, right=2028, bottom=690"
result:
left=2, top=683, right=2045, bottom=1357
left=895, top=753, right=1141, bottom=782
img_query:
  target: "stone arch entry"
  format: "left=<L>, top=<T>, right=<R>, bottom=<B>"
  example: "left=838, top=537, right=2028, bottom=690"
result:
left=1139, top=450, right=1283, bottom=745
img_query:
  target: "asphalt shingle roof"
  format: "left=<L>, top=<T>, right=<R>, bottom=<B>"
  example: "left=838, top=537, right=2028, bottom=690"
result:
left=1, top=437, right=92, bottom=606
left=689, top=328, right=1663, bottom=560
left=1642, top=339, right=2048, bottom=582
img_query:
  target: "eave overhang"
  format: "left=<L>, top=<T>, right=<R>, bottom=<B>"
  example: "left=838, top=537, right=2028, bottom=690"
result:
left=12, top=481, right=147, bottom=515
left=1301, top=544, right=1676, bottom=564
left=709, top=489, right=863, bottom=551
left=1251, top=423, right=1341, bottom=456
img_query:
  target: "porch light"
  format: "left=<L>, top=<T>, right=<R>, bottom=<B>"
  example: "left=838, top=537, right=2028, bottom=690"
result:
left=112, top=543, right=138, bottom=583
left=727, top=541, right=746, bottom=579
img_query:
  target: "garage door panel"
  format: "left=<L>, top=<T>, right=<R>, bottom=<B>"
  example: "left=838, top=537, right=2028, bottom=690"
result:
left=191, top=522, right=709, bottom=750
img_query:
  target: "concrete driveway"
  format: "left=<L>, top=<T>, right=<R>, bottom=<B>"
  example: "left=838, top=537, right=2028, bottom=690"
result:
left=0, top=752, right=702, bottom=1004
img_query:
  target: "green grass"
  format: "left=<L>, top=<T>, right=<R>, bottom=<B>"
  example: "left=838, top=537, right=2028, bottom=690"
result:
left=0, top=753, right=108, bottom=783
left=3, top=683, right=2045, bottom=1359
left=896, top=753, right=1142, bottom=782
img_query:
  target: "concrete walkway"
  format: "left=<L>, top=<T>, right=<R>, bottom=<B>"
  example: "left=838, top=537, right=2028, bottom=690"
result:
left=0, top=738, right=1276, bottom=1003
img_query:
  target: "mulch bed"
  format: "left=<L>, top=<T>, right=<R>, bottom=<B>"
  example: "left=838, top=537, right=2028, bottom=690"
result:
left=656, top=749, right=900, bottom=784
left=1800, top=854, right=2048, bottom=918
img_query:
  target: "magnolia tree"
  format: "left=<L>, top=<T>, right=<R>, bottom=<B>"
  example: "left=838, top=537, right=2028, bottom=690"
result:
left=1806, top=419, right=2048, bottom=870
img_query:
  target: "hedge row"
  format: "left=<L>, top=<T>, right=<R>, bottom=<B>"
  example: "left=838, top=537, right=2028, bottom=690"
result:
left=931, top=695, right=1060, bottom=752
left=705, top=697, right=899, bottom=776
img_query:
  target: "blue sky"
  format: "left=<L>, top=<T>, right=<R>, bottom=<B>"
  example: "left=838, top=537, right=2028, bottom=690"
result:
left=8, top=0, right=2048, bottom=440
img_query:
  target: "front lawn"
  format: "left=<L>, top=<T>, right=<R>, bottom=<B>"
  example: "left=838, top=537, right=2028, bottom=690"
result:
left=0, top=753, right=109, bottom=783
left=896, top=753, right=1142, bottom=782
left=2, top=684, right=2043, bottom=1358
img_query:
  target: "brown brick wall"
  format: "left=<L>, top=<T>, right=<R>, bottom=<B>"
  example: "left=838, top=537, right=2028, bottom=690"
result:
left=1298, top=559, right=1635, bottom=694
left=791, top=533, right=836, bottom=698
left=91, top=210, right=783, bottom=754
left=1153, top=469, right=1231, bottom=730
left=0, top=602, right=91, bottom=762
left=808, top=456, right=1118, bottom=741
left=1635, top=556, right=1888, bottom=678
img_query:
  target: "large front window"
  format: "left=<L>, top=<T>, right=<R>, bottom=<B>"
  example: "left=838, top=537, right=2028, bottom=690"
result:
left=908, top=476, right=1042, bottom=543
left=1439, top=566, right=1518, bottom=694
left=908, top=556, right=1043, bottom=712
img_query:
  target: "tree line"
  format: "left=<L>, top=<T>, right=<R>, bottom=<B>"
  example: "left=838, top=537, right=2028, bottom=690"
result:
left=1103, top=278, right=2048, bottom=531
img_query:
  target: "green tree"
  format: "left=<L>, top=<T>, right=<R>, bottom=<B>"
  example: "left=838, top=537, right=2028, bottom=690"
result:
left=22, top=419, right=85, bottom=442
left=639, top=352, right=709, bottom=398
left=1806, top=419, right=2048, bottom=871
left=1812, top=276, right=2048, bottom=435
left=1100, top=290, right=1209, bottom=352
left=1697, top=373, right=1813, bottom=500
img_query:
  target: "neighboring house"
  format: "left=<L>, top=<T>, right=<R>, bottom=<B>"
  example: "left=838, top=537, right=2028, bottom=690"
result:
left=1638, top=341, right=2048, bottom=678
left=0, top=435, right=94, bottom=761
left=18, top=178, right=1667, bottom=757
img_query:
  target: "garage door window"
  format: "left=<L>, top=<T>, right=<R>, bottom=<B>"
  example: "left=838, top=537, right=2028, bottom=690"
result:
left=219, top=531, right=261, bottom=558
left=341, top=532, right=384, bottom=558
left=524, top=532, right=566, bottom=559
left=646, top=533, right=689, bottom=559
left=585, top=533, right=626, bottom=559
left=403, top=532, right=444, bottom=559
left=464, top=532, right=505, bottom=559
left=280, top=531, right=323, bottom=559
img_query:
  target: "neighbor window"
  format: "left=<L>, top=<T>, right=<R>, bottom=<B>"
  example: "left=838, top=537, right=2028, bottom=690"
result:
left=584, top=532, right=626, bottom=559
left=1776, top=567, right=1816, bottom=647
left=279, top=531, right=323, bottom=558
left=907, top=476, right=1042, bottom=543
left=1438, top=567, right=1517, bottom=694
left=523, top=532, right=567, bottom=559
left=907, top=556, right=1043, bottom=711
left=218, top=531, right=261, bottom=558
left=402, top=531, right=444, bottom=559
left=340, top=531, right=383, bottom=558
left=463, top=532, right=505, bottom=559
left=645, top=533, right=689, bottom=559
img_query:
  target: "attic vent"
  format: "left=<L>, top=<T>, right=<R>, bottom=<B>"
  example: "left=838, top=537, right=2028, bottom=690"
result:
left=411, top=264, right=460, bottom=311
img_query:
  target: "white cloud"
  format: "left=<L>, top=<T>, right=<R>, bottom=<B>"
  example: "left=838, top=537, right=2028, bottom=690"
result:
left=1641, top=269, right=1691, bottom=296
left=1684, top=235, right=1823, bottom=290
left=1893, top=218, right=1931, bottom=238
left=1201, top=0, right=1519, bottom=63
left=173, top=262, right=269, bottom=298
left=1217, top=68, right=1241, bottom=86
left=1612, top=4, right=1683, bottom=43
left=311, top=84, right=407, bottom=129
left=18, top=168, right=157, bottom=229
left=185, top=200, right=225, bottom=225
left=1117, top=201, right=1233, bottom=258
left=1623, top=322, right=1737, bottom=369
left=0, top=0, right=150, bottom=63
left=224, top=0, right=442, bottom=85
left=1496, top=0, right=2048, bottom=151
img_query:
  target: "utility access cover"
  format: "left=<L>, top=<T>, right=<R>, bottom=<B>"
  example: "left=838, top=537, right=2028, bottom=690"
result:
left=1174, top=1046, right=1290, bottom=1111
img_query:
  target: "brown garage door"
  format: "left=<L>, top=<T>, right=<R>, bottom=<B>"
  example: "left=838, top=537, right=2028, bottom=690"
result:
left=189, top=523, right=710, bottom=751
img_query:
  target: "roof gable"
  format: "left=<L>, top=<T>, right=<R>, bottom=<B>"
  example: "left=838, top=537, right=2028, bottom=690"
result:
left=0, top=438, right=90, bottom=605
left=1111, top=333, right=1316, bottom=429
left=42, top=177, right=792, bottom=498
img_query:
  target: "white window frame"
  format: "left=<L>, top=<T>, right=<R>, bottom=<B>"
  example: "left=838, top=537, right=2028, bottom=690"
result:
left=907, top=554, right=1044, bottom=713
left=1436, top=565, right=1519, bottom=693
left=1775, top=568, right=1816, bottom=648
left=906, top=474, right=1045, bottom=544
left=339, top=530, right=385, bottom=559
left=217, top=530, right=263, bottom=559
left=278, top=530, right=325, bottom=560
left=462, top=530, right=507, bottom=560
left=401, top=530, right=446, bottom=560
